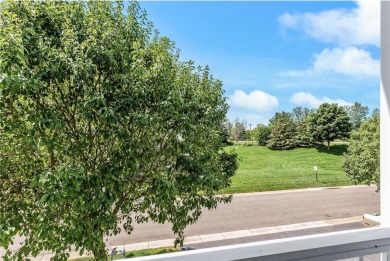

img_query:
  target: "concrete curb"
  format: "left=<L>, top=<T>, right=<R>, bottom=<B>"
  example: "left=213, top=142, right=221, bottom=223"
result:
left=230, top=185, right=374, bottom=198
left=116, top=216, right=362, bottom=252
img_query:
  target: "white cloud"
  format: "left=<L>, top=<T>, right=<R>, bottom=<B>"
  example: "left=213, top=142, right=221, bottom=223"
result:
left=226, top=112, right=272, bottom=126
left=228, top=90, right=278, bottom=112
left=280, top=69, right=313, bottom=77
left=279, top=0, right=379, bottom=47
left=314, top=47, right=379, bottom=76
left=278, top=13, right=299, bottom=28
left=290, top=92, right=352, bottom=108
left=281, top=47, right=379, bottom=77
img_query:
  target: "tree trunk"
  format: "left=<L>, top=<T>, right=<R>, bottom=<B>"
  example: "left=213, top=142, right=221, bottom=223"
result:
left=327, top=140, right=330, bottom=150
left=91, top=237, right=107, bottom=260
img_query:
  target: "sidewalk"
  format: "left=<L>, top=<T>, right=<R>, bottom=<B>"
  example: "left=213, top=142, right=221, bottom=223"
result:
left=33, top=216, right=362, bottom=260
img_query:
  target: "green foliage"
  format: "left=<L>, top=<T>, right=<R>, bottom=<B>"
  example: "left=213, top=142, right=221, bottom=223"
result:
left=252, top=124, right=271, bottom=146
left=343, top=113, right=380, bottom=190
left=292, top=107, right=314, bottom=148
left=219, top=120, right=230, bottom=145
left=309, top=103, right=351, bottom=150
left=0, top=1, right=238, bottom=260
left=263, top=107, right=314, bottom=150
left=267, top=112, right=297, bottom=150
left=345, top=102, right=369, bottom=131
left=70, top=247, right=178, bottom=260
left=228, top=117, right=247, bottom=142
left=122, top=247, right=177, bottom=258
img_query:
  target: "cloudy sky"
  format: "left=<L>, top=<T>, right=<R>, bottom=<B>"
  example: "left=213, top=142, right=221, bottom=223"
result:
left=139, top=1, right=380, bottom=126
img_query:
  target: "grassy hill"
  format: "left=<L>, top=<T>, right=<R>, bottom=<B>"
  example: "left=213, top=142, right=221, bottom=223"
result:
left=220, top=144, right=353, bottom=194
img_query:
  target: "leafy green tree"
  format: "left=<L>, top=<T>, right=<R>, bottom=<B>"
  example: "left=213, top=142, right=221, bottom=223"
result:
left=0, top=2, right=238, bottom=260
left=267, top=112, right=297, bottom=150
left=252, top=124, right=271, bottom=146
left=219, top=120, right=230, bottom=144
left=229, top=117, right=247, bottom=142
left=345, top=102, right=369, bottom=131
left=309, top=103, right=351, bottom=150
left=291, top=107, right=314, bottom=123
left=245, top=129, right=252, bottom=141
left=343, top=112, right=379, bottom=190
left=292, top=107, right=314, bottom=148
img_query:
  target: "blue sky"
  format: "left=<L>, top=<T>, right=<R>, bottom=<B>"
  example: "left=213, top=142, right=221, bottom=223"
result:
left=139, top=1, right=380, bottom=126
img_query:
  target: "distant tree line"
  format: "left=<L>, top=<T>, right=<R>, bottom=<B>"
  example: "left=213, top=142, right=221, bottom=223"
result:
left=266, top=103, right=352, bottom=150
left=224, top=102, right=370, bottom=151
left=288, top=104, right=379, bottom=190
left=223, top=102, right=380, bottom=190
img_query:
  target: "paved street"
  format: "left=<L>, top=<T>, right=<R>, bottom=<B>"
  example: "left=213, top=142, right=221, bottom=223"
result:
left=106, top=185, right=379, bottom=246
left=1, top=185, right=380, bottom=260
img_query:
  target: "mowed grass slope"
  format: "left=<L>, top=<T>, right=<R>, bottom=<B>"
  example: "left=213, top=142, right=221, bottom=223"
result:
left=221, top=144, right=353, bottom=194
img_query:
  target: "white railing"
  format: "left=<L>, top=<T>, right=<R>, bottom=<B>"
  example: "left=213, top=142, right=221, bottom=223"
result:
left=125, top=228, right=390, bottom=261
left=124, top=1, right=390, bottom=260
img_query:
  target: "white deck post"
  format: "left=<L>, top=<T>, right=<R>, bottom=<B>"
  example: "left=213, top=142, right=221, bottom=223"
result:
left=381, top=0, right=390, bottom=228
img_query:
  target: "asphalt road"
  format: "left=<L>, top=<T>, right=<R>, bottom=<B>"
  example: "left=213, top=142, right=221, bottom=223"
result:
left=1, top=185, right=379, bottom=258
left=106, top=185, right=380, bottom=247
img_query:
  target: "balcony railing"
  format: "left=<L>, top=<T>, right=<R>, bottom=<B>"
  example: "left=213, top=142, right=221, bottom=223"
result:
left=125, top=227, right=390, bottom=261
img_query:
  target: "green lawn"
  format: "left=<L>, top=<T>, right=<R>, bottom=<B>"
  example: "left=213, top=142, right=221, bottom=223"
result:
left=70, top=247, right=178, bottom=260
left=220, top=144, right=353, bottom=194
